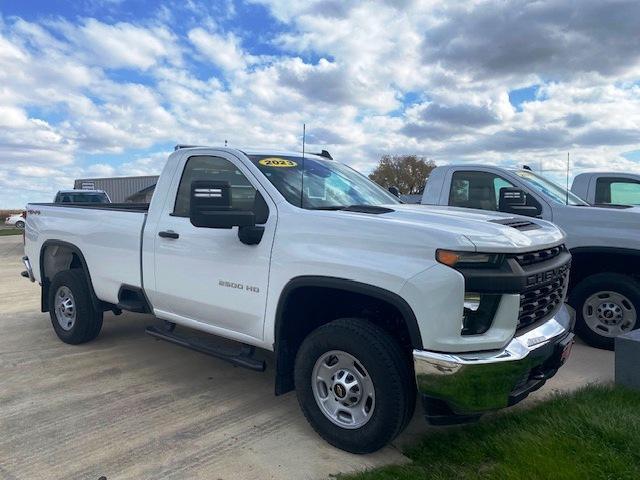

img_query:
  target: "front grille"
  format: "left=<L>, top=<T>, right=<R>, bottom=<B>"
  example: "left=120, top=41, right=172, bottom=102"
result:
left=517, top=266, right=569, bottom=330
left=514, top=245, right=565, bottom=266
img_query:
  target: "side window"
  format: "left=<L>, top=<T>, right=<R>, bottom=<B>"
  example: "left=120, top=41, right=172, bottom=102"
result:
left=611, top=181, right=640, bottom=205
left=596, top=178, right=640, bottom=205
left=173, top=156, right=257, bottom=217
left=449, top=171, right=513, bottom=211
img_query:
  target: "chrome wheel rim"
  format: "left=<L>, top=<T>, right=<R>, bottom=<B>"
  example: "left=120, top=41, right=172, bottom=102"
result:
left=311, top=350, right=375, bottom=429
left=54, top=286, right=76, bottom=331
left=583, top=291, right=637, bottom=338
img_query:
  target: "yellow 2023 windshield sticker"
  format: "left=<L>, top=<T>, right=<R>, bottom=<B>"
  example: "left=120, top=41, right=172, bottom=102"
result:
left=258, top=157, right=298, bottom=168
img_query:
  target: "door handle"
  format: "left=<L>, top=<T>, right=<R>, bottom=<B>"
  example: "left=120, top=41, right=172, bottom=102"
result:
left=158, top=230, right=179, bottom=239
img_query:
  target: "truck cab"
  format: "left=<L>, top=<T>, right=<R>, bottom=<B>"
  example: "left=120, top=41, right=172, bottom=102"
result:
left=422, top=165, right=640, bottom=349
left=572, top=172, right=640, bottom=207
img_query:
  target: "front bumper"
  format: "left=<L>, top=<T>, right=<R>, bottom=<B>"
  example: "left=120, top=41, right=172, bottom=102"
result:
left=413, top=304, right=574, bottom=419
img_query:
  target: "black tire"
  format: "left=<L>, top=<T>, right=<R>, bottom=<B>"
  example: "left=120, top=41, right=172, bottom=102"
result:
left=15, top=220, right=24, bottom=229
left=49, top=269, right=103, bottom=345
left=294, top=318, right=415, bottom=453
left=569, top=273, right=640, bottom=350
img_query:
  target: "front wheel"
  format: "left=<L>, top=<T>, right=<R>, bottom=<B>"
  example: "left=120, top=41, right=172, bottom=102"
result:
left=569, top=273, right=640, bottom=350
left=294, top=318, right=415, bottom=453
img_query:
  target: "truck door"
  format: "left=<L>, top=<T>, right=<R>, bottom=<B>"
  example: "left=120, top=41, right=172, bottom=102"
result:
left=148, top=152, right=276, bottom=341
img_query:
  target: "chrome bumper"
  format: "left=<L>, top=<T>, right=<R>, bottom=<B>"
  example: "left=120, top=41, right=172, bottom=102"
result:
left=21, top=256, right=35, bottom=282
left=413, top=304, right=575, bottom=414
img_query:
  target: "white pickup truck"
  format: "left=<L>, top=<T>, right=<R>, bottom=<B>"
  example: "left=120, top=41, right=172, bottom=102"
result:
left=571, top=172, right=640, bottom=207
left=422, top=165, right=640, bottom=350
left=22, top=146, right=574, bottom=453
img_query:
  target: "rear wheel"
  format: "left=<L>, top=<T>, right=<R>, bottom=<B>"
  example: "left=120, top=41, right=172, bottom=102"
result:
left=294, top=318, right=415, bottom=453
left=569, top=273, right=640, bottom=350
left=15, top=220, right=24, bottom=229
left=49, top=269, right=103, bottom=344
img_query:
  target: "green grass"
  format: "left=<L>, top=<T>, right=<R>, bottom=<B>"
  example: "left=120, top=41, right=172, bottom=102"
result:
left=343, top=386, right=640, bottom=480
left=0, top=228, right=22, bottom=236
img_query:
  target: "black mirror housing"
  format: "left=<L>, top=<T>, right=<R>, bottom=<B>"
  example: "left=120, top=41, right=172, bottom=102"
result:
left=189, top=180, right=256, bottom=228
left=388, top=186, right=400, bottom=197
left=498, top=187, right=542, bottom=217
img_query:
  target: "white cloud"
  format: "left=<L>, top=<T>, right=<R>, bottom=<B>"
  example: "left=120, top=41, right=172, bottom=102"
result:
left=188, top=27, right=248, bottom=71
left=53, top=18, right=182, bottom=70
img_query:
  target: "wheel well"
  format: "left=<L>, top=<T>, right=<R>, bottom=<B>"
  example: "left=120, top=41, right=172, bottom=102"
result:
left=570, top=248, right=640, bottom=288
left=40, top=241, right=97, bottom=312
left=274, top=279, right=420, bottom=395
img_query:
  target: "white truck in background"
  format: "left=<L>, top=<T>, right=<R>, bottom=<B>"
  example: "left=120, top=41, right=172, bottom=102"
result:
left=571, top=172, right=640, bottom=207
left=422, top=165, right=640, bottom=350
left=22, top=146, right=574, bottom=453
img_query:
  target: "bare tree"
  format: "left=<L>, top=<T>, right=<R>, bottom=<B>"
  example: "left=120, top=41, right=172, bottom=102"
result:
left=368, top=155, right=436, bottom=194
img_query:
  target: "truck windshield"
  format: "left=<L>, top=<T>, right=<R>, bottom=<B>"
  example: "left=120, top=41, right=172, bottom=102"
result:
left=57, top=193, right=110, bottom=203
left=514, top=171, right=588, bottom=206
left=248, top=155, right=400, bottom=209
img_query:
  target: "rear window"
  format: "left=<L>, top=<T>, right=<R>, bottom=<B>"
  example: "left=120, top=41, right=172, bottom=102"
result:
left=57, top=193, right=109, bottom=203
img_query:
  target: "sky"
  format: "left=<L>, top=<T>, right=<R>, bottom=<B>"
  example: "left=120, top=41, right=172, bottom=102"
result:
left=1, top=0, right=640, bottom=207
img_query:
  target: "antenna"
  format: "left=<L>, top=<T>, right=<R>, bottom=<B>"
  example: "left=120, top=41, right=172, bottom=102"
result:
left=565, top=152, right=570, bottom=205
left=300, top=124, right=306, bottom=208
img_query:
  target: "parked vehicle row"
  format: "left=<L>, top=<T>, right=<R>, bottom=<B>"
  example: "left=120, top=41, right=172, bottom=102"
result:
left=422, top=165, right=640, bottom=350
left=22, top=146, right=574, bottom=453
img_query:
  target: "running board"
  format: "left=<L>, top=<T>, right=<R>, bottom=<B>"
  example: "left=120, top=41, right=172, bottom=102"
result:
left=145, top=325, right=266, bottom=372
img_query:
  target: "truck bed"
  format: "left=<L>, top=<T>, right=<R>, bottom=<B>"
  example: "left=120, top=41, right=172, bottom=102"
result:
left=24, top=203, right=148, bottom=305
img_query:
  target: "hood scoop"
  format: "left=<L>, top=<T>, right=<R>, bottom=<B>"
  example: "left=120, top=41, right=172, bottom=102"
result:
left=489, top=218, right=540, bottom=231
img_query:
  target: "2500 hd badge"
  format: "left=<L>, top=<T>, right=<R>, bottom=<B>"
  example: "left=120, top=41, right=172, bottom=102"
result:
left=219, top=280, right=260, bottom=293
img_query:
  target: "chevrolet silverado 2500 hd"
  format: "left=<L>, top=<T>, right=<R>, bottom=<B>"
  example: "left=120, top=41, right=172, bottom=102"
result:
left=22, top=146, right=574, bottom=453
left=422, top=165, right=640, bottom=350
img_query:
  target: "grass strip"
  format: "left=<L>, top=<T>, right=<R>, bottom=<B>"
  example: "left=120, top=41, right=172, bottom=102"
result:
left=343, top=386, right=640, bottom=480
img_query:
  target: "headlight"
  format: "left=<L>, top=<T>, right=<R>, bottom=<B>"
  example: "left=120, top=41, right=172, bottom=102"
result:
left=436, top=249, right=503, bottom=268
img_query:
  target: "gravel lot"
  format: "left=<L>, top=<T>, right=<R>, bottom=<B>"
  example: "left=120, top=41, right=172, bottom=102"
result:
left=0, top=235, right=614, bottom=480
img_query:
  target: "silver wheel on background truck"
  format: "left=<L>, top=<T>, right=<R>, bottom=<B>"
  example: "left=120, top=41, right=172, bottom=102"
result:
left=15, top=220, right=25, bottom=229
left=583, top=291, right=637, bottom=338
left=570, top=273, right=640, bottom=350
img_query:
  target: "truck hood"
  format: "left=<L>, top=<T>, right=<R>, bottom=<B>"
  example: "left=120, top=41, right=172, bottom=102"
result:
left=377, top=204, right=565, bottom=252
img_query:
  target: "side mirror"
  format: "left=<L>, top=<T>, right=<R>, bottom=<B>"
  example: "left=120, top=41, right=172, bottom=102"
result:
left=498, top=187, right=542, bottom=217
left=388, top=186, right=400, bottom=197
left=189, top=180, right=255, bottom=229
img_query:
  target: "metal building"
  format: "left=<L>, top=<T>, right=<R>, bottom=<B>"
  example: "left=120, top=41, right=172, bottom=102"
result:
left=73, top=176, right=159, bottom=203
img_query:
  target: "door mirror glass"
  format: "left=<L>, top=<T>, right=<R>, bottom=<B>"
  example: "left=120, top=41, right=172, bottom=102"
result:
left=388, top=186, right=400, bottom=197
left=498, top=187, right=541, bottom=217
left=189, top=180, right=256, bottom=228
